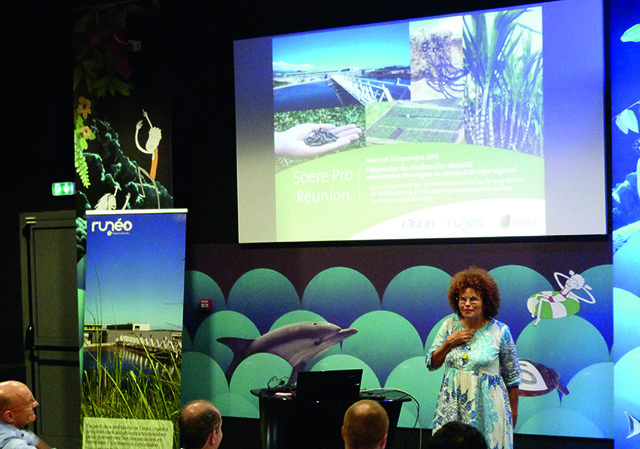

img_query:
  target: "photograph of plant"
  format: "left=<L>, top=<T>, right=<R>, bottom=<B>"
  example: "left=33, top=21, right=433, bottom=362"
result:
left=410, top=16, right=466, bottom=101
left=82, top=337, right=182, bottom=447
left=462, top=8, right=543, bottom=156
left=365, top=101, right=465, bottom=144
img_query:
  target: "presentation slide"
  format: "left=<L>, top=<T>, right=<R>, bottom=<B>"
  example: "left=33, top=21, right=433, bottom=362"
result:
left=235, top=0, right=606, bottom=243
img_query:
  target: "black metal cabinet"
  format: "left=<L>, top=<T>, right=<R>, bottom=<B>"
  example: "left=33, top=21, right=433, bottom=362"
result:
left=19, top=210, right=81, bottom=449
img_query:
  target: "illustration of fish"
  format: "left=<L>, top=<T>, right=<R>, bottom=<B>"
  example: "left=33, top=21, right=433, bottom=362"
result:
left=218, top=321, right=358, bottom=384
left=626, top=412, right=640, bottom=439
left=518, top=359, right=569, bottom=397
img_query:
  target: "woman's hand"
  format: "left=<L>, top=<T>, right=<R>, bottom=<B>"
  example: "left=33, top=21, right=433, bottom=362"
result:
left=508, top=386, right=519, bottom=428
left=445, top=330, right=475, bottom=347
left=429, top=330, right=475, bottom=369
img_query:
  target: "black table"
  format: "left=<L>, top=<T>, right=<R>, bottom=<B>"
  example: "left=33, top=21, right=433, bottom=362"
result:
left=251, top=388, right=411, bottom=449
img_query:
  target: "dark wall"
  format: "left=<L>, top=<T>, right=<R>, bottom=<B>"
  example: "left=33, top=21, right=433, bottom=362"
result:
left=5, top=1, right=74, bottom=381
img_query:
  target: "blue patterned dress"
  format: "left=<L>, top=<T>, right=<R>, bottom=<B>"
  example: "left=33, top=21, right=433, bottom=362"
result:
left=426, top=316, right=521, bottom=449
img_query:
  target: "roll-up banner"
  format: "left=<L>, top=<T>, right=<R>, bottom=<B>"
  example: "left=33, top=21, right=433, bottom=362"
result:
left=81, top=209, right=187, bottom=449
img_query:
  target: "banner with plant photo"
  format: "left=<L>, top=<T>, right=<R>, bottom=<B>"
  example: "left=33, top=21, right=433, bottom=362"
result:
left=81, top=210, right=187, bottom=449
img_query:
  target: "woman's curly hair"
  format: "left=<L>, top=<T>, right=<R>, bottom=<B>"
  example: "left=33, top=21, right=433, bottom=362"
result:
left=447, top=266, right=501, bottom=319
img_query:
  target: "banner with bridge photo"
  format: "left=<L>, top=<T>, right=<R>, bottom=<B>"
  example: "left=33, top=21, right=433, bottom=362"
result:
left=81, top=210, right=187, bottom=449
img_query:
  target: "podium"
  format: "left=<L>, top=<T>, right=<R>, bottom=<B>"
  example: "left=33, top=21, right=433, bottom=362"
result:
left=251, top=388, right=410, bottom=449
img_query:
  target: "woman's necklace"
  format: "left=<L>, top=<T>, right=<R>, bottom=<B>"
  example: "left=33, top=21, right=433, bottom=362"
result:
left=460, top=318, right=488, bottom=363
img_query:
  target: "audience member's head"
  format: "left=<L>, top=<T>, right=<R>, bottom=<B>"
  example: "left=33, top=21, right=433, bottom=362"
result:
left=428, top=421, right=488, bottom=449
left=342, top=399, right=389, bottom=449
left=178, top=400, right=223, bottom=449
left=0, top=380, right=39, bottom=429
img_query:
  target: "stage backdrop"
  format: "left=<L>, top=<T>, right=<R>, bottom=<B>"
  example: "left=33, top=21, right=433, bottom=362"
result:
left=81, top=210, right=187, bottom=449
left=610, top=2, right=640, bottom=448
left=180, top=241, right=611, bottom=440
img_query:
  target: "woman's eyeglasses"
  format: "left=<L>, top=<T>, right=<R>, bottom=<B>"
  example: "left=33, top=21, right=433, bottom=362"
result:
left=458, top=296, right=480, bottom=305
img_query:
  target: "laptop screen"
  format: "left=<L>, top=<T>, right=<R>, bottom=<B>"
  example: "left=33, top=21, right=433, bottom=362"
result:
left=295, top=369, right=363, bottom=402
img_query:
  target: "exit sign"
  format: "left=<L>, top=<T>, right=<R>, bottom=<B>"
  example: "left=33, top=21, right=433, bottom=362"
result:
left=51, top=182, right=75, bottom=196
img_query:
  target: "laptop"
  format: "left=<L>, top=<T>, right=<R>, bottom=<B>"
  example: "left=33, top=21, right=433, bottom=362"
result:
left=295, top=369, right=363, bottom=402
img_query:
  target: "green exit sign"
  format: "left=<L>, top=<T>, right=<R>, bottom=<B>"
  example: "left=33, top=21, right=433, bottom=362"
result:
left=52, top=182, right=76, bottom=196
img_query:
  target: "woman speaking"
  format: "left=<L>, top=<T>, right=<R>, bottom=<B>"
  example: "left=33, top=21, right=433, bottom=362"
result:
left=426, top=267, right=521, bottom=449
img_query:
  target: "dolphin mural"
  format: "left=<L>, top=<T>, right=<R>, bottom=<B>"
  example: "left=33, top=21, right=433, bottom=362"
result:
left=217, top=321, right=358, bottom=384
left=518, top=359, right=569, bottom=397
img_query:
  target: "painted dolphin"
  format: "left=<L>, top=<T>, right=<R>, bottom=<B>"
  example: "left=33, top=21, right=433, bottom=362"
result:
left=518, top=359, right=569, bottom=397
left=626, top=412, right=640, bottom=439
left=217, top=321, right=358, bottom=384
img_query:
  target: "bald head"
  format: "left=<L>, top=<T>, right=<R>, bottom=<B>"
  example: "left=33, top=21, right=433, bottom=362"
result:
left=179, top=400, right=222, bottom=449
left=342, top=400, right=389, bottom=449
left=0, top=381, right=38, bottom=429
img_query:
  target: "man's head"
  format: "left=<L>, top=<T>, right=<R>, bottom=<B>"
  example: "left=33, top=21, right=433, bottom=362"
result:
left=178, top=400, right=222, bottom=449
left=0, top=381, right=39, bottom=429
left=342, top=399, right=389, bottom=449
left=428, top=421, right=488, bottom=449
